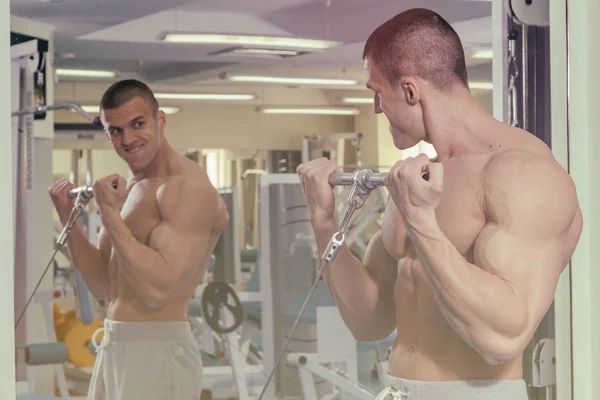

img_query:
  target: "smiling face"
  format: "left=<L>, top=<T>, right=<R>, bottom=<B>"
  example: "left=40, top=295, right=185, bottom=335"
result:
left=101, top=96, right=166, bottom=172
left=364, top=57, right=426, bottom=150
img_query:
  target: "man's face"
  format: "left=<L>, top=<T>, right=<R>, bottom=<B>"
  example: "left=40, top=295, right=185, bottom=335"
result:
left=101, top=97, right=166, bottom=172
left=364, top=57, right=424, bottom=150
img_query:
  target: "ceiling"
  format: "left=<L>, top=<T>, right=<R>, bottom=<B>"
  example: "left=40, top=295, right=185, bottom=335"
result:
left=10, top=0, right=494, bottom=109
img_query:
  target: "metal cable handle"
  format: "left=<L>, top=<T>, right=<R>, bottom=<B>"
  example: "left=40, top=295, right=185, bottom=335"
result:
left=66, top=182, right=118, bottom=199
left=329, top=169, right=429, bottom=190
left=66, top=186, right=94, bottom=199
left=329, top=170, right=387, bottom=189
left=11, top=103, right=102, bottom=126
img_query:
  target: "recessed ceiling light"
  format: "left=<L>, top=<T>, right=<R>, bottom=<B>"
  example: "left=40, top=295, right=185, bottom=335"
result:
left=77, top=106, right=181, bottom=114
left=224, top=74, right=358, bottom=86
left=158, top=33, right=340, bottom=50
left=258, top=107, right=360, bottom=116
left=56, top=68, right=116, bottom=78
left=468, top=81, right=494, bottom=90
left=471, top=49, right=493, bottom=59
left=154, top=93, right=256, bottom=101
left=232, top=48, right=299, bottom=56
left=342, top=97, right=374, bottom=104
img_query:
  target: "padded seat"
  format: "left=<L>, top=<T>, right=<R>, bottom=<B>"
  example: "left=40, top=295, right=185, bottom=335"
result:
left=241, top=248, right=258, bottom=263
left=188, top=300, right=203, bottom=318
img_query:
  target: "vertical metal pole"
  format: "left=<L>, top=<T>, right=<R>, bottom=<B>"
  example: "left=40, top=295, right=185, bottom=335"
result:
left=85, top=149, right=93, bottom=186
left=522, top=24, right=530, bottom=133
left=70, top=149, right=79, bottom=186
left=492, top=0, right=509, bottom=122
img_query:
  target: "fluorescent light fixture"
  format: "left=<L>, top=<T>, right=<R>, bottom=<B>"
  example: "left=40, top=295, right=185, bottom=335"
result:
left=79, top=106, right=99, bottom=113
left=226, top=75, right=358, bottom=86
left=159, top=33, right=339, bottom=50
left=342, top=97, right=374, bottom=104
left=259, top=107, right=360, bottom=116
left=56, top=68, right=116, bottom=78
left=154, top=93, right=255, bottom=100
left=468, top=81, right=494, bottom=90
left=159, top=106, right=181, bottom=114
left=471, top=49, right=493, bottom=59
left=78, top=106, right=180, bottom=114
left=232, top=48, right=301, bottom=56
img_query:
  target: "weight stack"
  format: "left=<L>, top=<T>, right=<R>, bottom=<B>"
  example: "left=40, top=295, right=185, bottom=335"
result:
left=262, top=180, right=332, bottom=398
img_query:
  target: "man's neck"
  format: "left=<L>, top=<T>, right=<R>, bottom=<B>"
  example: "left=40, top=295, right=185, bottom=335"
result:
left=423, top=88, right=496, bottom=162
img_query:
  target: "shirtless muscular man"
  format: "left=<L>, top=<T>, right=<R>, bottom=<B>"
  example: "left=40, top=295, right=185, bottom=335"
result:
left=49, top=79, right=228, bottom=400
left=297, top=9, right=582, bottom=400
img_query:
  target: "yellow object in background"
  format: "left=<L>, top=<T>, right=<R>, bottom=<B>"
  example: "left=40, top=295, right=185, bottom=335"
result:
left=53, top=303, right=104, bottom=367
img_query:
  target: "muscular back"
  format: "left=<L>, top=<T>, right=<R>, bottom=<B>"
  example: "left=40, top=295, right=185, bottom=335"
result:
left=98, top=157, right=228, bottom=322
left=378, top=128, right=582, bottom=380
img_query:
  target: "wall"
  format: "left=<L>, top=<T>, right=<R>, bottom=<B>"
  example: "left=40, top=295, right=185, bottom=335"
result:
left=54, top=106, right=355, bottom=151
left=52, top=105, right=355, bottom=185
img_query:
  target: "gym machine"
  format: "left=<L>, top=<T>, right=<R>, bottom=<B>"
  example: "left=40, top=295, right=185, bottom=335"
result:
left=12, top=34, right=104, bottom=398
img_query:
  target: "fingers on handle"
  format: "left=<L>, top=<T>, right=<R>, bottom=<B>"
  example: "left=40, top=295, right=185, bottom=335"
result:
left=426, top=162, right=443, bottom=188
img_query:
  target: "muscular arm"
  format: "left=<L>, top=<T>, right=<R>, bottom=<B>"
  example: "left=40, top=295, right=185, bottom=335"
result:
left=314, top=218, right=399, bottom=341
left=65, top=223, right=111, bottom=300
left=101, top=177, right=226, bottom=308
left=406, top=152, right=582, bottom=365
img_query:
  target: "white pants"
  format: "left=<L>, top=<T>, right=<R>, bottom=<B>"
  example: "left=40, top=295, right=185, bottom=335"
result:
left=375, top=375, right=529, bottom=399
left=88, top=319, right=203, bottom=400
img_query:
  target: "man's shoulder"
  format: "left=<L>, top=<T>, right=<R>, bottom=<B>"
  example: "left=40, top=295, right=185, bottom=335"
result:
left=482, top=148, right=579, bottom=217
left=157, top=173, right=221, bottom=217
left=483, top=147, right=569, bottom=186
left=161, top=173, right=213, bottom=192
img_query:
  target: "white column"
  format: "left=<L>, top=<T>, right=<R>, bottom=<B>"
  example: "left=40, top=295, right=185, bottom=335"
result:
left=1, top=1, right=16, bottom=399
left=549, top=1, right=572, bottom=399
left=553, top=0, right=600, bottom=399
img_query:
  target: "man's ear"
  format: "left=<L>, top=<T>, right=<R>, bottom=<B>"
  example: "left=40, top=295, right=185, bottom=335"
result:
left=157, top=109, right=166, bottom=129
left=402, top=78, right=420, bottom=105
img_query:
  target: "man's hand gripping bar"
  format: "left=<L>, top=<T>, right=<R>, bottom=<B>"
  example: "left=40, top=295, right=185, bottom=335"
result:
left=257, top=169, right=381, bottom=400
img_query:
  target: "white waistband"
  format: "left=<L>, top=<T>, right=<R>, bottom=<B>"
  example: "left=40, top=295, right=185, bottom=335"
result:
left=92, top=319, right=194, bottom=351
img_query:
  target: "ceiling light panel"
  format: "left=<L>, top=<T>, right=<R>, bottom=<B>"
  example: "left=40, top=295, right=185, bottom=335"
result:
left=468, top=81, right=494, bottom=90
left=154, top=93, right=256, bottom=100
left=208, top=46, right=310, bottom=59
left=159, top=33, right=340, bottom=50
left=225, top=75, right=358, bottom=86
left=56, top=68, right=116, bottom=78
left=259, top=107, right=360, bottom=115
left=78, top=106, right=180, bottom=114
left=471, top=49, right=493, bottom=59
left=342, top=97, right=374, bottom=104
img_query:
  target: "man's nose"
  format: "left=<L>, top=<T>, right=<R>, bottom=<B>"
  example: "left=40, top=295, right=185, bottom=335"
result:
left=121, top=129, right=136, bottom=146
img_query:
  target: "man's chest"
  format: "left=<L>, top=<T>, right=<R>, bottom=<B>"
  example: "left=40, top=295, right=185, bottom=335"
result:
left=382, top=162, right=488, bottom=259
